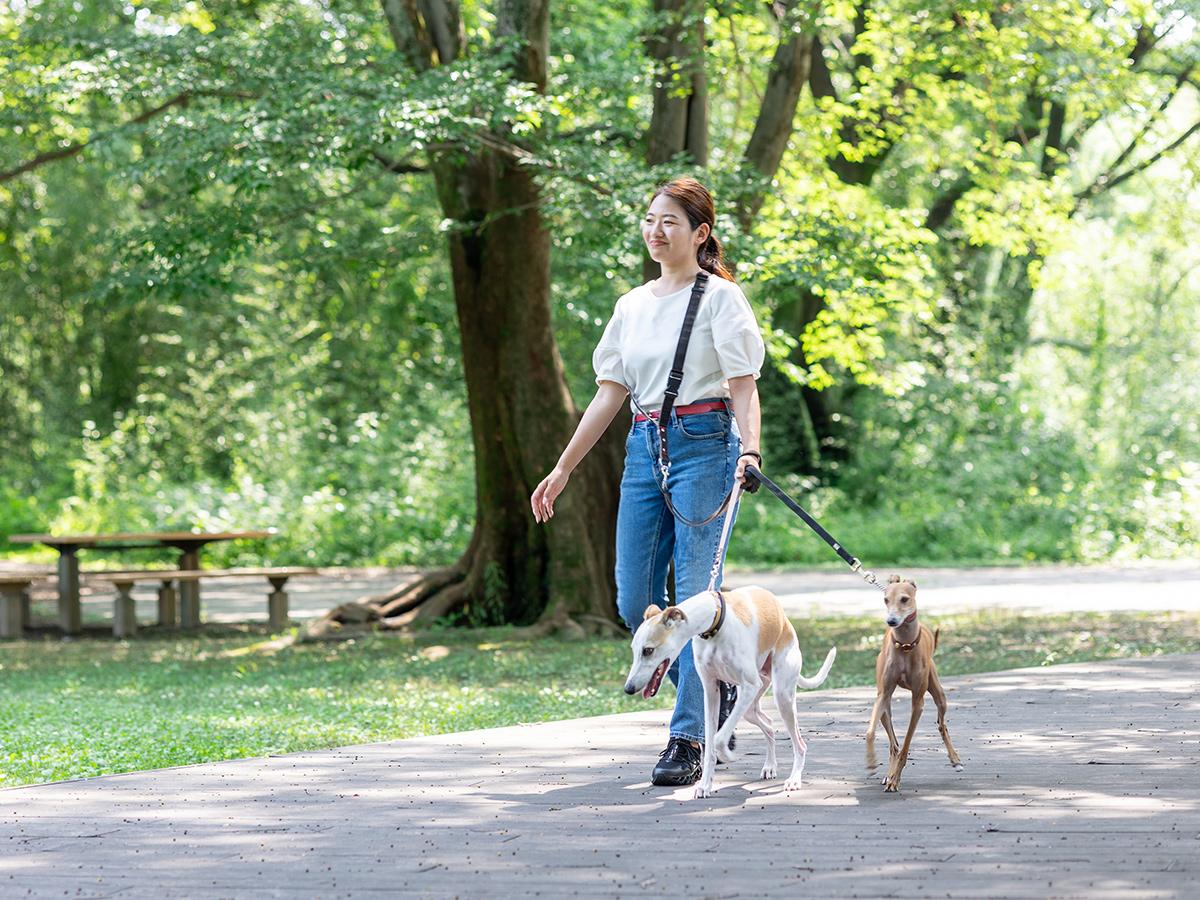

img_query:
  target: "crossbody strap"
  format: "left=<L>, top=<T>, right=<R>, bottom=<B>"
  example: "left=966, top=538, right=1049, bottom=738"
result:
left=657, top=270, right=709, bottom=468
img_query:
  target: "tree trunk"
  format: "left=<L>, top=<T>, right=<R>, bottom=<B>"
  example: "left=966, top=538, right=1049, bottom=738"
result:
left=309, top=0, right=623, bottom=637
left=644, top=0, right=708, bottom=168
left=418, top=150, right=625, bottom=628
left=642, top=0, right=708, bottom=283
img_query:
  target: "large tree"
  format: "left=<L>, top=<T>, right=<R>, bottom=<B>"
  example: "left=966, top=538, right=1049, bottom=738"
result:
left=362, top=0, right=627, bottom=631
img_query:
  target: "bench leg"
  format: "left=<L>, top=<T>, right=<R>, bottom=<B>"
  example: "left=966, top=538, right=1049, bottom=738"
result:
left=179, top=586, right=201, bottom=629
left=58, top=549, right=82, bottom=635
left=113, top=581, right=137, bottom=638
left=21, top=589, right=31, bottom=629
left=0, top=585, right=27, bottom=638
left=178, top=549, right=201, bottom=629
left=267, top=577, right=290, bottom=631
left=157, top=580, right=178, bottom=628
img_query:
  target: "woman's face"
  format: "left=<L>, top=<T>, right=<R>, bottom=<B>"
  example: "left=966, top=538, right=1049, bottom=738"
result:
left=642, top=194, right=708, bottom=268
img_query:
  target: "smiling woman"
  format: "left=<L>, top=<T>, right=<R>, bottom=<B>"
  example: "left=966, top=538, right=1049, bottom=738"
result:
left=530, top=176, right=766, bottom=787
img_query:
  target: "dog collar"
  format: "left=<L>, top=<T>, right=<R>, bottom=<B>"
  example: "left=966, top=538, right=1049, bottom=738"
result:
left=893, top=632, right=920, bottom=652
left=699, top=590, right=726, bottom=640
left=892, top=612, right=919, bottom=652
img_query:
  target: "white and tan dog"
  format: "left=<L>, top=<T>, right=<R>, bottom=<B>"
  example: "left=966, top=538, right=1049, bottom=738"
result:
left=624, top=586, right=836, bottom=798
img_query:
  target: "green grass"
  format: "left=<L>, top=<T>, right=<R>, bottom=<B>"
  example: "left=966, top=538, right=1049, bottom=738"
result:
left=3, top=610, right=1199, bottom=789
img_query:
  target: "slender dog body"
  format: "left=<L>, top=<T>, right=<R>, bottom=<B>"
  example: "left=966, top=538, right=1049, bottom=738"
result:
left=866, top=576, right=963, bottom=792
left=624, top=586, right=836, bottom=798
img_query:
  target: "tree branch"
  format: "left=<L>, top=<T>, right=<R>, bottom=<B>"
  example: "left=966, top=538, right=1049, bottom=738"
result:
left=370, top=150, right=430, bottom=174
left=1085, top=63, right=1195, bottom=184
left=1027, top=336, right=1094, bottom=354
left=1040, top=100, right=1066, bottom=176
left=1, top=91, right=202, bottom=183
left=1076, top=117, right=1200, bottom=202
left=736, top=1, right=813, bottom=226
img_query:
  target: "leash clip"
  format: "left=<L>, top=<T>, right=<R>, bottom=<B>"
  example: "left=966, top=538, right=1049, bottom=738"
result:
left=851, top=557, right=885, bottom=593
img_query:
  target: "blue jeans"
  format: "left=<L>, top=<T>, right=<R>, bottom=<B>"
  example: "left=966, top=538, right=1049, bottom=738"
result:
left=615, top=400, right=741, bottom=744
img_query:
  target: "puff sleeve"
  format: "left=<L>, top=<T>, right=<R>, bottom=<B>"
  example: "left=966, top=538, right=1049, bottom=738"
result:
left=592, top=298, right=626, bottom=386
left=709, top=281, right=765, bottom=380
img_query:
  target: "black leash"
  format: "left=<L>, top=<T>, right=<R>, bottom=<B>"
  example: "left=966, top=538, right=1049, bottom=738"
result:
left=742, top=464, right=884, bottom=592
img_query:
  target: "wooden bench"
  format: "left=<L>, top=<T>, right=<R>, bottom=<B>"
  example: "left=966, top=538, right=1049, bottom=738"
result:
left=89, top=568, right=318, bottom=637
left=0, top=576, right=43, bottom=638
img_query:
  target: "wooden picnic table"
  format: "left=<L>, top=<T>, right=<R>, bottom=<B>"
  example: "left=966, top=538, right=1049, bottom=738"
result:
left=8, top=530, right=275, bottom=634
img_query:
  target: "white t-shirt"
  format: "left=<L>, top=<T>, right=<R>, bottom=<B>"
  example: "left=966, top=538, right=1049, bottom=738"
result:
left=592, top=274, right=765, bottom=412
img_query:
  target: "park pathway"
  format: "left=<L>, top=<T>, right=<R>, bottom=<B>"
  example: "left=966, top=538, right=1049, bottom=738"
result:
left=8, top=560, right=1199, bottom=628
left=3, top=654, right=1198, bottom=898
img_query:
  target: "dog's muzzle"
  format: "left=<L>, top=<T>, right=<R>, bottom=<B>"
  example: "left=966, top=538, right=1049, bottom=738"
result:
left=623, top=681, right=637, bottom=695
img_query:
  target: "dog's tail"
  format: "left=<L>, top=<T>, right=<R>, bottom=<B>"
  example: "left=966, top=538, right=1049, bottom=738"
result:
left=934, top=627, right=940, bottom=651
left=795, top=646, right=837, bottom=690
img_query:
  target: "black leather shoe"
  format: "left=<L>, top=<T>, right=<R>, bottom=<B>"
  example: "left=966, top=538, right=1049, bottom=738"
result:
left=718, top=682, right=738, bottom=752
left=651, top=737, right=703, bottom=786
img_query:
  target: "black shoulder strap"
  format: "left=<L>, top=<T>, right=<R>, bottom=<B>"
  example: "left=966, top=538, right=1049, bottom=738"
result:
left=658, top=270, right=709, bottom=466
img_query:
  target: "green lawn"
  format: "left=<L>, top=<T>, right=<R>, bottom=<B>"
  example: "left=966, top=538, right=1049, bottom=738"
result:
left=3, top=610, right=1199, bottom=789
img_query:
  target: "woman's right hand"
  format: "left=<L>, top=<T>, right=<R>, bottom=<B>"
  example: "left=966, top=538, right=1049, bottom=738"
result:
left=531, top=467, right=570, bottom=523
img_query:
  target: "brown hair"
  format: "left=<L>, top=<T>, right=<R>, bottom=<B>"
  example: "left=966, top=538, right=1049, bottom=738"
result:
left=650, top=176, right=734, bottom=281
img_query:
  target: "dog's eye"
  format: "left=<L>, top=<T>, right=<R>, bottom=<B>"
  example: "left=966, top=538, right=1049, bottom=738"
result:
left=642, top=646, right=655, bottom=658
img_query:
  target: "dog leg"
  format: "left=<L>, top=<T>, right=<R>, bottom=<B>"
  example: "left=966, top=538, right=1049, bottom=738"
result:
left=878, top=687, right=899, bottom=783
left=866, top=691, right=887, bottom=773
left=771, top=651, right=809, bottom=792
left=712, top=679, right=757, bottom=764
left=743, top=684, right=776, bottom=779
left=694, top=671, right=722, bottom=799
left=928, top=669, right=963, bottom=770
left=884, top=691, right=925, bottom=793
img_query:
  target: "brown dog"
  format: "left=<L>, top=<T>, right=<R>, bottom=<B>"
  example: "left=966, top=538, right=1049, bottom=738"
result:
left=865, top=575, right=963, bottom=792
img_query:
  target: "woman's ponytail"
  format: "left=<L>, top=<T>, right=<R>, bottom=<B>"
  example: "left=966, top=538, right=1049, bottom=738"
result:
left=698, top=233, right=734, bottom=281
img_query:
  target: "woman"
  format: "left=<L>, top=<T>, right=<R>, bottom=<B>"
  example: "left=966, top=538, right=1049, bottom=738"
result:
left=531, top=176, right=765, bottom=786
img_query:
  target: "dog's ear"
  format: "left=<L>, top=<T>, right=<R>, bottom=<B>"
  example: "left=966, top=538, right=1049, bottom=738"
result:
left=887, top=574, right=902, bottom=584
left=662, top=606, right=687, bottom=625
left=907, top=579, right=918, bottom=590
left=643, top=604, right=663, bottom=621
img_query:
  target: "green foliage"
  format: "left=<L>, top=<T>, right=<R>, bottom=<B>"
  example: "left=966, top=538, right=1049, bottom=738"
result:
left=2, top=0, right=1198, bottom=574
left=3, top=610, right=1198, bottom=788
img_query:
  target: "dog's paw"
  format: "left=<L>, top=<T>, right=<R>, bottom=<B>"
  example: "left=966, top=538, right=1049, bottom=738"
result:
left=760, top=764, right=777, bottom=780
left=782, top=777, right=804, bottom=792
left=953, top=763, right=965, bottom=772
left=714, top=743, right=737, bottom=764
left=883, top=775, right=901, bottom=792
left=693, top=783, right=717, bottom=799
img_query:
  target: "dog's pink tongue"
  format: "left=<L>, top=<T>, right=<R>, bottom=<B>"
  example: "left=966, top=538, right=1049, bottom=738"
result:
left=642, top=660, right=668, bottom=699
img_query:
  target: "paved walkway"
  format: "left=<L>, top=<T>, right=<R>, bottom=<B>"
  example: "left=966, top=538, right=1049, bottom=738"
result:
left=3, top=654, right=1197, bottom=898
left=9, top=560, right=1200, bottom=629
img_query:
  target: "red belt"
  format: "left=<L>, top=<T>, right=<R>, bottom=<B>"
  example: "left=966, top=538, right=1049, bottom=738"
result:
left=634, top=400, right=728, bottom=423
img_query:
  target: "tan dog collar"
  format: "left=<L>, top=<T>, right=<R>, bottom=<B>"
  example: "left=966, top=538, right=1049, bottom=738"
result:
left=699, top=590, right=726, bottom=640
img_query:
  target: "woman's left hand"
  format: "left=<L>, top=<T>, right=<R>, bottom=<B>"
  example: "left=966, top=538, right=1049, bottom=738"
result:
left=735, top=450, right=761, bottom=486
